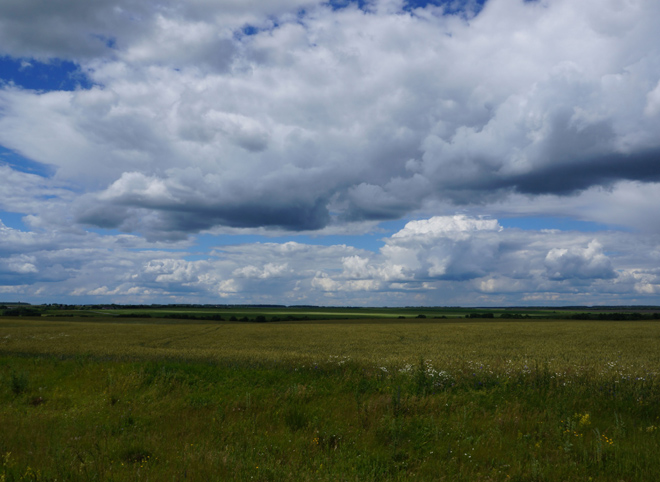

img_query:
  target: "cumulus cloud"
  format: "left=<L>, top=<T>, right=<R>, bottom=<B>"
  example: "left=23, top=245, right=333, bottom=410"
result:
left=2, top=213, right=660, bottom=305
left=379, top=215, right=502, bottom=280
left=0, top=0, right=659, bottom=238
left=2, top=0, right=660, bottom=306
left=544, top=240, right=615, bottom=280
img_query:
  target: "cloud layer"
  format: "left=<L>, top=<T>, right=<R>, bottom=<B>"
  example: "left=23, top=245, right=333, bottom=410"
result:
left=1, top=0, right=660, bottom=238
left=2, top=213, right=660, bottom=306
left=1, top=0, right=660, bottom=304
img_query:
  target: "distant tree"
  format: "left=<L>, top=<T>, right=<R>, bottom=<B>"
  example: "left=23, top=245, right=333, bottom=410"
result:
left=2, top=307, right=41, bottom=317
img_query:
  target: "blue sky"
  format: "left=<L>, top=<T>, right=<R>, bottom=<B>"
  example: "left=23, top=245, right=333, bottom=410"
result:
left=1, top=0, right=660, bottom=306
left=0, top=56, right=92, bottom=92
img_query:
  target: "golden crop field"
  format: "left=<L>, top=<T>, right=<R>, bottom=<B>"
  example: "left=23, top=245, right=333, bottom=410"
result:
left=2, top=317, right=660, bottom=372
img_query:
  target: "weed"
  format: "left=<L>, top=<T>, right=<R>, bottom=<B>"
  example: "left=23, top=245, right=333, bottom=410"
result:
left=10, top=371, right=28, bottom=395
left=119, top=447, right=153, bottom=464
left=284, top=403, right=309, bottom=431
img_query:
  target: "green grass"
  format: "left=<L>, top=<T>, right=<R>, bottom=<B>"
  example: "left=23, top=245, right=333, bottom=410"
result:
left=1, top=317, right=660, bottom=481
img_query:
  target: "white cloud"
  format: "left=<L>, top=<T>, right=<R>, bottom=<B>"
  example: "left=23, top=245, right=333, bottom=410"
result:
left=0, top=213, right=659, bottom=305
left=5, top=254, right=38, bottom=274
left=0, top=0, right=659, bottom=238
left=392, top=215, right=502, bottom=239
left=1, top=1, right=660, bottom=305
left=544, top=240, right=615, bottom=280
left=379, top=215, right=503, bottom=280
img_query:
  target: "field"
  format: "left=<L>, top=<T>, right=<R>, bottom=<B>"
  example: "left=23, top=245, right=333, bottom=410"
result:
left=1, top=306, right=660, bottom=481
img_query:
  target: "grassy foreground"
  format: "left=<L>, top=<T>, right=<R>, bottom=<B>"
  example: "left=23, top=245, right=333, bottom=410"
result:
left=1, top=317, right=660, bottom=481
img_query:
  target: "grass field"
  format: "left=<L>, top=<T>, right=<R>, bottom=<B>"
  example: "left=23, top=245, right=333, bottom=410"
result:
left=1, top=310, right=660, bottom=481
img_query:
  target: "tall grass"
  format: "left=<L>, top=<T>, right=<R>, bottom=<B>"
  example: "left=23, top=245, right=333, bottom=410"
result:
left=1, top=318, right=659, bottom=480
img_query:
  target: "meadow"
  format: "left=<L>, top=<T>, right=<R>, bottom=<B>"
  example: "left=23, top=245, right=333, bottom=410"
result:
left=1, top=308, right=659, bottom=481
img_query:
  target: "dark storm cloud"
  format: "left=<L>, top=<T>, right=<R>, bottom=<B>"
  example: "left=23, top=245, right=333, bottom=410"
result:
left=512, top=148, right=660, bottom=195
left=340, top=180, right=429, bottom=222
left=154, top=198, right=331, bottom=232
left=76, top=205, right=130, bottom=230
left=76, top=191, right=331, bottom=238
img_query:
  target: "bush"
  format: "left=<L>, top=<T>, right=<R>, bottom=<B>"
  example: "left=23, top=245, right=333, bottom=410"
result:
left=10, top=371, right=29, bottom=395
left=467, top=313, right=494, bottom=319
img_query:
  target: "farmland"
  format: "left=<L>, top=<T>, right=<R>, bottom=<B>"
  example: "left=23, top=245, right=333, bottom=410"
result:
left=1, top=306, right=660, bottom=480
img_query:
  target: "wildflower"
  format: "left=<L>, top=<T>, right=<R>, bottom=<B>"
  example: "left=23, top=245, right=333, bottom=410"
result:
left=601, top=434, right=614, bottom=446
left=578, top=413, right=590, bottom=427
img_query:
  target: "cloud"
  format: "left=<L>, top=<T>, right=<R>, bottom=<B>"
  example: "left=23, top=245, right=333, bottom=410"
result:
left=377, top=215, right=503, bottom=280
left=2, top=254, right=38, bottom=275
left=645, top=80, right=660, bottom=117
left=484, top=180, right=660, bottom=233
left=391, top=215, right=502, bottom=239
left=544, top=240, right=615, bottom=280
left=2, top=1, right=660, bottom=306
left=74, top=169, right=332, bottom=239
left=0, top=0, right=318, bottom=61
left=0, top=166, right=74, bottom=220
left=1, top=0, right=659, bottom=237
left=2, top=213, right=660, bottom=305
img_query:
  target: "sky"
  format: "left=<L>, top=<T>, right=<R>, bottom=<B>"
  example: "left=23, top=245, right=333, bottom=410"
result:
left=1, top=0, right=660, bottom=307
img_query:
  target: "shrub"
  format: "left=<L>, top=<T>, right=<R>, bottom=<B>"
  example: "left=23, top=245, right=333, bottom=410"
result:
left=11, top=371, right=29, bottom=395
